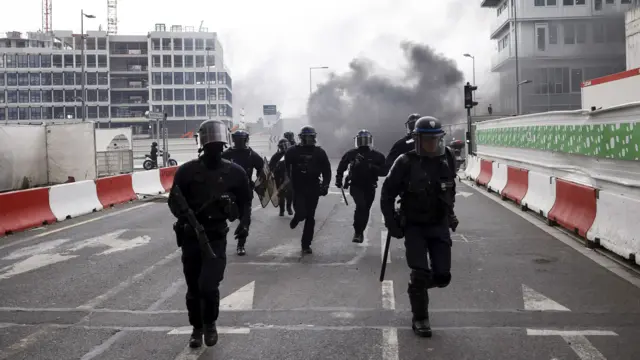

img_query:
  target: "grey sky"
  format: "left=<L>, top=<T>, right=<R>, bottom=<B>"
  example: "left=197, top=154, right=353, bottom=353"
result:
left=1, top=0, right=496, bottom=121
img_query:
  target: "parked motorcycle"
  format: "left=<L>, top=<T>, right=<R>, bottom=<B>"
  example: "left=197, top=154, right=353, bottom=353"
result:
left=143, top=151, right=178, bottom=170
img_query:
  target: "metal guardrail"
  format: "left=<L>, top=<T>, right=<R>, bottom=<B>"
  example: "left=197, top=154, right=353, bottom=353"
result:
left=96, top=150, right=134, bottom=177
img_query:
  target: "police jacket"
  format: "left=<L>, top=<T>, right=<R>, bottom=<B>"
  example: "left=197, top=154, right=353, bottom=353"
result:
left=385, top=135, right=414, bottom=172
left=268, top=150, right=287, bottom=180
left=336, top=147, right=387, bottom=188
left=380, top=151, right=456, bottom=226
left=284, top=144, right=332, bottom=190
left=168, top=155, right=252, bottom=228
left=221, top=147, right=265, bottom=182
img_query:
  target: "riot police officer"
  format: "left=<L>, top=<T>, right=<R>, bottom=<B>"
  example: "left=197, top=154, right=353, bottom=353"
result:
left=168, top=120, right=252, bottom=348
left=380, top=116, right=459, bottom=338
left=269, top=139, right=294, bottom=216
left=335, top=130, right=386, bottom=243
left=221, top=129, right=265, bottom=256
left=384, top=113, right=421, bottom=171
left=284, top=125, right=332, bottom=254
left=150, top=141, right=159, bottom=166
left=283, top=131, right=296, bottom=146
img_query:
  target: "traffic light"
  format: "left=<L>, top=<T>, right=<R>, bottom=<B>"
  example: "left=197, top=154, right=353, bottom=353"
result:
left=464, top=82, right=478, bottom=109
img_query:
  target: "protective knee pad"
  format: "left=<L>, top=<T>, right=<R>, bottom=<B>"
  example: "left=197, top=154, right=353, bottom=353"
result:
left=408, top=269, right=432, bottom=292
left=433, top=273, right=451, bottom=288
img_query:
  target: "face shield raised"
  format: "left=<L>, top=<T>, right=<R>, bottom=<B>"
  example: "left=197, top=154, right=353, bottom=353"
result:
left=354, top=130, right=373, bottom=148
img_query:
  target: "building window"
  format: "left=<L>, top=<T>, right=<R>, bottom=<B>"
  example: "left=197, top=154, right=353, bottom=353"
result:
left=152, top=39, right=161, bottom=51
left=7, top=73, right=17, bottom=86
left=153, top=55, right=161, bottom=67
left=564, top=23, right=575, bottom=44
left=535, top=0, right=545, bottom=6
left=53, top=107, right=64, bottom=119
left=99, top=106, right=109, bottom=118
left=196, top=88, right=206, bottom=101
left=8, top=108, right=19, bottom=120
left=185, top=55, right=194, bottom=68
left=218, top=72, right=226, bottom=84
left=88, top=106, right=98, bottom=119
left=174, top=89, right=184, bottom=101
left=207, top=88, right=216, bottom=101
left=206, top=39, right=215, bottom=51
left=162, top=55, right=172, bottom=68
left=207, top=54, right=215, bottom=67
left=86, top=55, right=96, bottom=68
left=64, top=90, right=75, bottom=102
left=41, top=73, right=52, bottom=85
left=549, top=24, right=558, bottom=44
left=19, top=90, right=30, bottom=103
left=75, top=72, right=83, bottom=86
left=18, top=73, right=29, bottom=86
left=31, top=107, right=42, bottom=119
left=153, top=89, right=162, bottom=101
left=195, top=39, right=204, bottom=51
left=30, top=73, right=41, bottom=86
left=0, top=74, right=4, bottom=86
left=63, top=72, right=74, bottom=86
left=185, top=72, right=195, bottom=85
left=163, top=72, right=173, bottom=85
left=86, top=89, right=97, bottom=102
left=174, top=55, right=183, bottom=68
left=548, top=0, right=557, bottom=4
left=185, top=89, right=195, bottom=101
left=52, top=73, right=62, bottom=85
left=31, top=90, right=42, bottom=102
left=593, top=22, right=605, bottom=43
left=173, top=38, right=182, bottom=51
left=174, top=72, right=184, bottom=85
left=53, top=90, right=64, bottom=102
left=219, top=105, right=227, bottom=117
left=98, top=72, right=108, bottom=85
left=164, top=105, right=174, bottom=117
left=184, top=39, right=193, bottom=51
left=86, top=72, right=97, bottom=85
left=162, top=38, right=171, bottom=51
left=0, top=54, right=4, bottom=68
left=0, top=109, right=5, bottom=121
left=98, top=38, right=107, bottom=50
left=197, top=104, right=206, bottom=117
left=42, top=107, right=53, bottom=119
left=563, top=0, right=573, bottom=5
left=18, top=55, right=29, bottom=68
left=99, top=89, right=109, bottom=102
left=571, top=68, right=582, bottom=92
left=218, top=88, right=226, bottom=101
left=98, top=55, right=108, bottom=68
left=52, top=55, right=62, bottom=68
left=163, top=89, right=173, bottom=101
left=207, top=72, right=216, bottom=84
left=186, top=104, right=196, bottom=117
left=41, top=55, right=51, bottom=68
left=175, top=104, right=185, bottom=117
left=196, top=72, right=206, bottom=84
left=75, top=55, right=82, bottom=68
left=19, top=107, right=29, bottom=120
left=576, top=0, right=585, bottom=4
left=29, top=55, right=40, bottom=68
left=7, top=91, right=18, bottom=103
left=42, top=90, right=52, bottom=102
left=576, top=23, right=586, bottom=43
left=606, top=21, right=624, bottom=43
left=152, top=72, right=162, bottom=85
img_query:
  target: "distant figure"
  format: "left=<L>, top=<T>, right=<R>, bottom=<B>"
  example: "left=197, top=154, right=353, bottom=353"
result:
left=488, top=104, right=493, bottom=115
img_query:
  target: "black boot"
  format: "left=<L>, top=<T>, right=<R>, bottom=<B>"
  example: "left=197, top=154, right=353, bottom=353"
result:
left=408, top=285, right=432, bottom=338
left=352, top=232, right=364, bottom=243
left=189, top=328, right=203, bottom=348
left=236, top=245, right=246, bottom=256
left=302, top=247, right=312, bottom=254
left=203, top=324, right=218, bottom=347
left=279, top=208, right=285, bottom=216
left=287, top=206, right=293, bottom=215
left=290, top=217, right=300, bottom=229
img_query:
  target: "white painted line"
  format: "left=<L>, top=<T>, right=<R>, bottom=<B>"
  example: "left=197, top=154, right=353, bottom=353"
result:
left=172, top=345, right=206, bottom=360
left=252, top=205, right=262, bottom=212
left=0, top=327, right=50, bottom=360
left=522, top=284, right=571, bottom=311
left=526, top=329, right=617, bottom=336
left=147, top=280, right=184, bottom=312
left=0, top=203, right=152, bottom=251
left=77, top=250, right=181, bottom=310
left=381, top=328, right=399, bottom=360
left=66, top=229, right=151, bottom=255
left=381, top=280, right=395, bottom=310
left=381, top=230, right=391, bottom=263
left=168, top=326, right=251, bottom=335
left=462, top=180, right=640, bottom=290
left=456, top=191, right=474, bottom=198
left=346, top=224, right=371, bottom=265
left=561, top=335, right=609, bottom=360
left=0, top=253, right=79, bottom=281
left=219, top=281, right=255, bottom=311
left=259, top=243, right=299, bottom=258
left=80, top=331, right=128, bottom=360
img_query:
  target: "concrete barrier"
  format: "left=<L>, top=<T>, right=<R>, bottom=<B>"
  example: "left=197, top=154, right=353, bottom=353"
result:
left=476, top=159, right=493, bottom=187
left=521, top=171, right=556, bottom=218
left=502, top=166, right=529, bottom=204
left=487, top=162, right=508, bottom=194
left=49, top=180, right=104, bottom=221
left=95, top=174, right=137, bottom=208
left=0, top=188, right=56, bottom=235
left=587, top=190, right=640, bottom=265
left=132, top=169, right=164, bottom=198
left=159, top=166, right=178, bottom=192
left=548, top=179, right=597, bottom=238
left=465, top=156, right=478, bottom=180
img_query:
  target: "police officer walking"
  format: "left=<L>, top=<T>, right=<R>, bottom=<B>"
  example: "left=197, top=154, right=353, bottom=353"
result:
left=380, top=116, right=459, bottom=338
left=283, top=131, right=296, bottom=146
left=168, top=120, right=252, bottom=348
left=385, top=113, right=421, bottom=171
left=269, top=139, right=294, bottom=216
left=284, top=125, right=332, bottom=254
left=335, top=130, right=386, bottom=243
left=221, top=129, right=265, bottom=256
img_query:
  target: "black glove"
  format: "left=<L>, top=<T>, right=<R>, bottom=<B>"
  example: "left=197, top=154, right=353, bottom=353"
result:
left=385, top=219, right=404, bottom=239
left=335, top=178, right=343, bottom=189
left=234, top=225, right=249, bottom=239
left=449, top=213, right=459, bottom=232
left=320, top=184, right=329, bottom=196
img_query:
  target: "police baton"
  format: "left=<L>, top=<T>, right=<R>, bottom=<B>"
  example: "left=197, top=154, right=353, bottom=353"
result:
left=379, top=230, right=392, bottom=282
left=340, top=188, right=349, bottom=206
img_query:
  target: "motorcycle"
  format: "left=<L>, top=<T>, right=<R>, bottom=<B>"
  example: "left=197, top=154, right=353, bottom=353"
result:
left=143, top=151, right=178, bottom=170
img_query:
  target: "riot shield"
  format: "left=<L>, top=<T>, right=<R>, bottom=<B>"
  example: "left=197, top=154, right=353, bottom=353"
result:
left=254, top=157, right=272, bottom=208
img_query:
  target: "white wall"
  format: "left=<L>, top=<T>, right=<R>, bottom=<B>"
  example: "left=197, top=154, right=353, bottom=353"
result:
left=95, top=128, right=133, bottom=151
left=0, top=125, right=47, bottom=192
left=627, top=7, right=640, bottom=70
left=46, top=122, right=97, bottom=184
left=582, top=69, right=640, bottom=110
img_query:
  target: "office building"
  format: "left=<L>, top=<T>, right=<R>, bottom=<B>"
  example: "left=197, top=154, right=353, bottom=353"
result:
left=481, top=0, right=633, bottom=114
left=0, top=23, right=232, bottom=136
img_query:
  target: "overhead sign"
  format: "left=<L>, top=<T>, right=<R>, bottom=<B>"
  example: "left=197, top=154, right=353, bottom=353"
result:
left=147, top=111, right=164, bottom=119
left=263, top=105, right=277, bottom=116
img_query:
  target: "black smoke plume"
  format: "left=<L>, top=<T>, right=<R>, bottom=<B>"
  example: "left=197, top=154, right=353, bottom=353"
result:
left=307, top=42, right=465, bottom=158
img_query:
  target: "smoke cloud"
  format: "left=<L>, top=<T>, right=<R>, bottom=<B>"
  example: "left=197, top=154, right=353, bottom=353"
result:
left=307, top=42, right=465, bottom=157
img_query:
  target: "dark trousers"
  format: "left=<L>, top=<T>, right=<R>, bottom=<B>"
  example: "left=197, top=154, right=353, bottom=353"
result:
left=292, top=188, right=320, bottom=248
left=180, top=229, right=228, bottom=329
left=276, top=177, right=293, bottom=213
left=404, top=223, right=452, bottom=320
left=237, top=203, right=251, bottom=247
left=349, top=185, right=376, bottom=234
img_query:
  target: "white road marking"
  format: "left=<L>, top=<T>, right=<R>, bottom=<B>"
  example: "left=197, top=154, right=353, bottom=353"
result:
left=0, top=253, right=78, bottom=280
left=219, top=281, right=255, bottom=311
left=527, top=329, right=617, bottom=360
left=527, top=330, right=617, bottom=336
left=172, top=345, right=206, bottom=360
left=77, top=250, right=181, bottom=310
left=522, top=284, right=571, bottom=311
left=168, top=326, right=251, bottom=335
left=2, top=238, right=73, bottom=260
left=456, top=191, right=474, bottom=198
left=381, top=230, right=391, bottom=263
left=346, top=224, right=371, bottom=265
left=0, top=203, right=152, bottom=251
left=147, top=280, right=184, bottom=312
left=381, top=280, right=395, bottom=310
left=463, top=179, right=640, bottom=289
left=381, top=328, right=399, bottom=360
left=0, top=327, right=51, bottom=360
left=80, top=331, right=128, bottom=360
left=66, top=229, right=151, bottom=255
left=259, top=243, right=299, bottom=258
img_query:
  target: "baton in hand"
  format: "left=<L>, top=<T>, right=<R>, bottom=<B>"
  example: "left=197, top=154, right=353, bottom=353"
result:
left=340, top=187, right=349, bottom=206
left=379, top=230, right=392, bottom=282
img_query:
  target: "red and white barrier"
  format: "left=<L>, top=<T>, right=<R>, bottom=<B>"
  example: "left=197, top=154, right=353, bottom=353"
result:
left=49, top=180, right=104, bottom=221
left=502, top=166, right=529, bottom=204
left=159, top=167, right=178, bottom=192
left=0, top=188, right=56, bottom=235
left=587, top=191, right=640, bottom=266
left=476, top=159, right=493, bottom=187
left=547, top=179, right=597, bottom=238
left=465, top=156, right=481, bottom=181
left=521, top=171, right=557, bottom=218
left=95, top=174, right=137, bottom=208
left=132, top=169, right=165, bottom=198
left=487, top=162, right=508, bottom=194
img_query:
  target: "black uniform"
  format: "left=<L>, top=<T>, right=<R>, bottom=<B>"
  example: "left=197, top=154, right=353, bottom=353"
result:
left=168, top=120, right=251, bottom=349
left=336, top=146, right=386, bottom=242
left=284, top=126, right=331, bottom=253
left=269, top=146, right=293, bottom=216
left=150, top=143, right=159, bottom=164
left=385, top=135, right=414, bottom=171
left=380, top=116, right=458, bottom=338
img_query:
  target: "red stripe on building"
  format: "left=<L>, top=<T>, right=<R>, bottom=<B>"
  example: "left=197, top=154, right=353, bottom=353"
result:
left=581, top=68, right=640, bottom=88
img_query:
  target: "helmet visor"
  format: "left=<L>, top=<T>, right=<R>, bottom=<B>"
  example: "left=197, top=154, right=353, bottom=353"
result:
left=355, top=134, right=373, bottom=148
left=278, top=141, right=290, bottom=151
left=199, top=121, right=229, bottom=146
left=299, top=134, right=316, bottom=146
left=414, top=133, right=445, bottom=157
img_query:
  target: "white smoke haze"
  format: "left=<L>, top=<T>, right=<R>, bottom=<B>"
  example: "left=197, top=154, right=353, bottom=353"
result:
left=307, top=42, right=465, bottom=157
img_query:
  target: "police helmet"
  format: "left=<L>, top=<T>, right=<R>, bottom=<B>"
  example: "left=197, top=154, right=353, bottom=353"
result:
left=283, top=131, right=295, bottom=143
left=405, top=113, right=421, bottom=134
left=354, top=129, right=373, bottom=148
left=231, top=129, right=250, bottom=149
left=298, top=125, right=317, bottom=146
left=278, top=138, right=291, bottom=152
left=412, top=116, right=446, bottom=158
left=152, top=141, right=158, bottom=147
left=198, top=119, right=229, bottom=147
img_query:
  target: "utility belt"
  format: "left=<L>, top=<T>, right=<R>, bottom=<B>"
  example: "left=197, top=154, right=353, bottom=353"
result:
left=173, top=221, right=229, bottom=247
left=399, top=196, right=447, bottom=226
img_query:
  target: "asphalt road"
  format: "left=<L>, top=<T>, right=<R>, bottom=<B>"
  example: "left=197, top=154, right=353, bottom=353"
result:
left=1, top=171, right=640, bottom=359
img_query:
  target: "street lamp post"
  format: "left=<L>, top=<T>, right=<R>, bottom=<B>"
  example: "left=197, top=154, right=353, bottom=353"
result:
left=309, top=66, right=329, bottom=95
left=80, top=10, right=95, bottom=122
left=511, top=0, right=521, bottom=116
left=516, top=80, right=531, bottom=115
left=463, top=53, right=476, bottom=115
left=206, top=47, right=213, bottom=119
